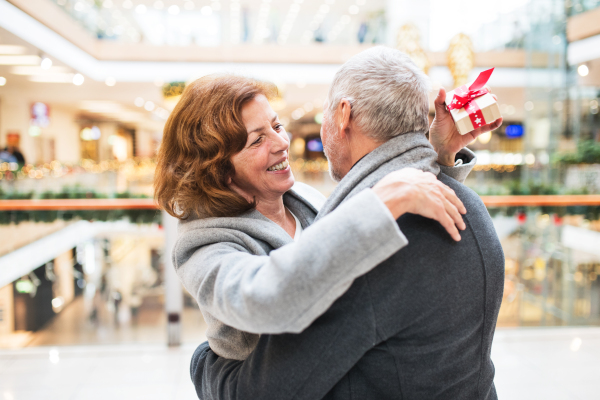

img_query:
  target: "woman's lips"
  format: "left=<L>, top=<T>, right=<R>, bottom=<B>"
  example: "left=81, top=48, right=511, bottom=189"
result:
left=267, top=164, right=291, bottom=174
left=267, top=159, right=289, bottom=171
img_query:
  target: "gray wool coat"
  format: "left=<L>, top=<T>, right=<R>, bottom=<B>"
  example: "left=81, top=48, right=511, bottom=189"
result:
left=173, top=133, right=476, bottom=360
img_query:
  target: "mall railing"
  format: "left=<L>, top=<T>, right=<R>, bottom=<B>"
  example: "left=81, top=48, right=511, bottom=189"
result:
left=481, top=195, right=600, bottom=328
left=2, top=195, right=600, bottom=339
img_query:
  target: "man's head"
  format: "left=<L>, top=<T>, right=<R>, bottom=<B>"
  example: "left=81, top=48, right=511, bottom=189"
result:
left=321, top=46, right=430, bottom=181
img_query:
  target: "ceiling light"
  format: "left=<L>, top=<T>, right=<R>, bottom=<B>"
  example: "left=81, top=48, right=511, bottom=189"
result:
left=134, top=97, right=145, bottom=107
left=0, top=55, right=41, bottom=65
left=0, top=45, right=27, bottom=55
left=577, top=64, right=589, bottom=77
left=105, top=77, right=116, bottom=86
left=0, top=77, right=6, bottom=86
left=74, top=2, right=84, bottom=12
left=11, top=66, right=69, bottom=75
left=40, top=57, right=53, bottom=70
left=168, top=5, right=180, bottom=15
left=73, top=73, right=84, bottom=85
left=28, top=74, right=74, bottom=83
left=201, top=6, right=212, bottom=15
left=135, top=4, right=147, bottom=14
left=145, top=101, right=155, bottom=111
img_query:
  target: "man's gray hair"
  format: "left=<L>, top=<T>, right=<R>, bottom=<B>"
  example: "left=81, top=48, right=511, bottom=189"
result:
left=327, top=46, right=430, bottom=141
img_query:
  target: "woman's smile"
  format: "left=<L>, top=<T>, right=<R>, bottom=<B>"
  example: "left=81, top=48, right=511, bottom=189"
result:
left=267, top=158, right=290, bottom=172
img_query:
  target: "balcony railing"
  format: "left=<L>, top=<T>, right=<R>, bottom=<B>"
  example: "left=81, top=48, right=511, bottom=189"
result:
left=1, top=195, right=600, bottom=332
left=2, top=195, right=600, bottom=210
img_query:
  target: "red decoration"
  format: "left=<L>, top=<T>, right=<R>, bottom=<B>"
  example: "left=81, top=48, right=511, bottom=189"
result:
left=553, top=214, right=562, bottom=226
left=517, top=212, right=527, bottom=225
left=446, top=68, right=495, bottom=129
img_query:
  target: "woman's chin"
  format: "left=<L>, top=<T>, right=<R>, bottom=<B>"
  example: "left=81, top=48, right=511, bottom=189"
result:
left=272, top=170, right=295, bottom=192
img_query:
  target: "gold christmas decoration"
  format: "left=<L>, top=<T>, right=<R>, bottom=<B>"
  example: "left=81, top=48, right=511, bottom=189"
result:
left=396, top=24, right=430, bottom=75
left=447, top=33, right=474, bottom=87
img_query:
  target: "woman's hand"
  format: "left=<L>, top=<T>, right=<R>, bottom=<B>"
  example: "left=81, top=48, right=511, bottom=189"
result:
left=430, top=87, right=503, bottom=167
left=372, top=168, right=466, bottom=241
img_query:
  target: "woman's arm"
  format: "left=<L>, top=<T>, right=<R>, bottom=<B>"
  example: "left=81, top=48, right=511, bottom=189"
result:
left=175, top=167, right=467, bottom=335
left=176, top=188, right=405, bottom=334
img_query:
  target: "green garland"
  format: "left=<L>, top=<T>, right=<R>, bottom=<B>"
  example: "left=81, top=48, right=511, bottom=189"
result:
left=553, top=140, right=600, bottom=165
left=0, top=186, right=160, bottom=226
left=1, top=183, right=599, bottom=226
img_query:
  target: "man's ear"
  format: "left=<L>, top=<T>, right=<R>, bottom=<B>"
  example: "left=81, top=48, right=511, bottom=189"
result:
left=336, top=98, right=352, bottom=139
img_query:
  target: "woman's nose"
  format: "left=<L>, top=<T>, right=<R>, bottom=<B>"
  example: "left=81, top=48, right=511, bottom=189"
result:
left=271, top=131, right=289, bottom=153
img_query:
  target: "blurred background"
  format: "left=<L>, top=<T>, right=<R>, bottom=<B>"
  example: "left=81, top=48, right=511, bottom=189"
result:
left=0, top=0, right=599, bottom=399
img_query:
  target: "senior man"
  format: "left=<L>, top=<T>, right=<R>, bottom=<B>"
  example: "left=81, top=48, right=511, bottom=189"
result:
left=191, top=46, right=505, bottom=399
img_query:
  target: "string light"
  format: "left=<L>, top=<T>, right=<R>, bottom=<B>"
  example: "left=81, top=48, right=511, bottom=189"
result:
left=301, top=3, right=332, bottom=44
left=253, top=0, right=272, bottom=44
left=326, top=14, right=352, bottom=42
left=230, top=0, right=242, bottom=44
left=277, top=0, right=303, bottom=45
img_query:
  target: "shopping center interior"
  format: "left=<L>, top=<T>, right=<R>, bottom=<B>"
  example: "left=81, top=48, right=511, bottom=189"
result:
left=0, top=0, right=600, bottom=398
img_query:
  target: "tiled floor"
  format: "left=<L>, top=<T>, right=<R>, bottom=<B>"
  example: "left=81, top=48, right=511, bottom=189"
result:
left=0, top=344, right=199, bottom=400
left=1, top=327, right=599, bottom=399
left=13, top=296, right=208, bottom=348
left=492, top=327, right=600, bottom=399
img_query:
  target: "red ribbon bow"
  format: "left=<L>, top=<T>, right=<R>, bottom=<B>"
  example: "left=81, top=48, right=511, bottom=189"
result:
left=447, top=68, right=494, bottom=111
left=446, top=68, right=495, bottom=130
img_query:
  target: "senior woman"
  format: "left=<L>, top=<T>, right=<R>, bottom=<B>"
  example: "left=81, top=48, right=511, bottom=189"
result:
left=155, top=74, right=478, bottom=362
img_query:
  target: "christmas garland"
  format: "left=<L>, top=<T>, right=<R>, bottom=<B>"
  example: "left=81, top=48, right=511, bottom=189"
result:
left=0, top=186, right=160, bottom=225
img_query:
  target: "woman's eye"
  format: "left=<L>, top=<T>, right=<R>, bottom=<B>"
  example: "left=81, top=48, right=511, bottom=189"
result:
left=252, top=136, right=262, bottom=145
left=274, top=124, right=283, bottom=131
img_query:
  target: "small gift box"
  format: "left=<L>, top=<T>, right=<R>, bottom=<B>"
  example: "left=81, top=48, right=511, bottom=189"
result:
left=445, top=68, right=501, bottom=135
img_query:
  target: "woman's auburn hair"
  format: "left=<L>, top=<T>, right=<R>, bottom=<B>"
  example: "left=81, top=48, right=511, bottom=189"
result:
left=154, top=74, right=277, bottom=219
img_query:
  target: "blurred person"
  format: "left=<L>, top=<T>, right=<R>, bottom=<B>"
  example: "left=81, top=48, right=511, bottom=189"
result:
left=3, top=145, right=25, bottom=165
left=189, top=47, right=504, bottom=400
left=2, top=134, right=26, bottom=165
left=0, top=148, right=17, bottom=164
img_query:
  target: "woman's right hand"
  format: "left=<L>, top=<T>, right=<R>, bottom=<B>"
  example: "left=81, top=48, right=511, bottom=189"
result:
left=371, top=168, right=466, bottom=242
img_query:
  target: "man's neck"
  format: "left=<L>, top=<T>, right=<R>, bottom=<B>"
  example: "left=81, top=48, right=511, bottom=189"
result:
left=343, top=135, right=382, bottom=177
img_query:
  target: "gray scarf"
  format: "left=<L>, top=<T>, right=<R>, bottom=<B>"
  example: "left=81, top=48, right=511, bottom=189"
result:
left=316, top=131, right=439, bottom=220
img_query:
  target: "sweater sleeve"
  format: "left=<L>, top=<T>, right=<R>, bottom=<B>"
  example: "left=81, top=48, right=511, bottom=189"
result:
left=438, top=147, right=477, bottom=184
left=175, top=188, right=407, bottom=335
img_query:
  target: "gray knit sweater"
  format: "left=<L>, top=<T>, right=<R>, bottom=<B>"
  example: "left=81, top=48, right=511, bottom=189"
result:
left=173, top=139, right=476, bottom=360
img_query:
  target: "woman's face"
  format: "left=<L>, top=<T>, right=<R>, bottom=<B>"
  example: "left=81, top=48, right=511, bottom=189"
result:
left=229, top=94, right=294, bottom=202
